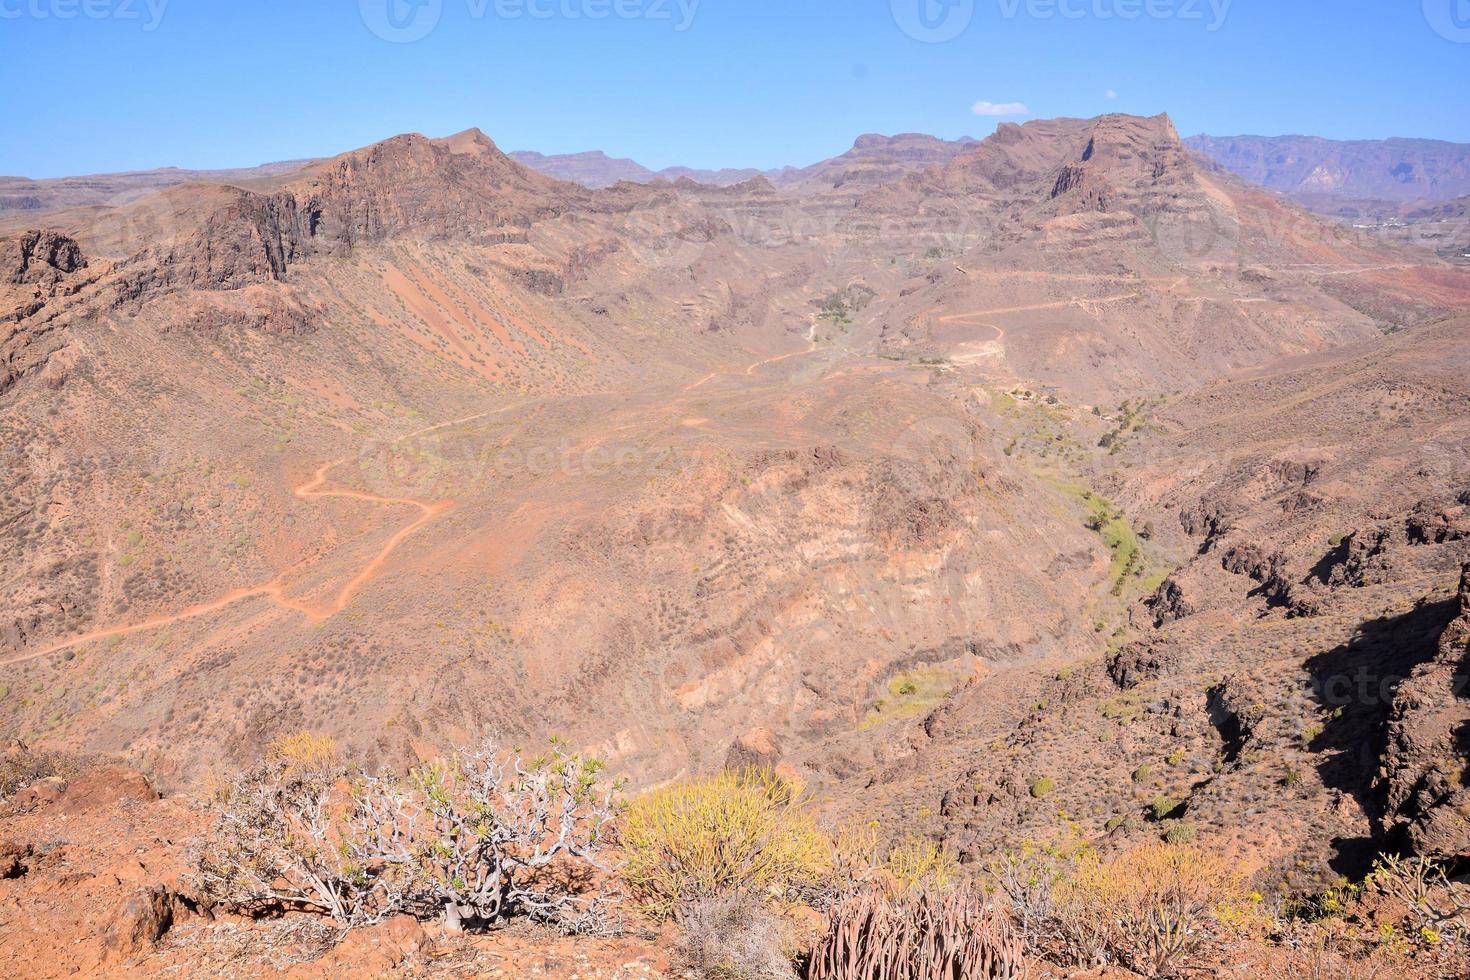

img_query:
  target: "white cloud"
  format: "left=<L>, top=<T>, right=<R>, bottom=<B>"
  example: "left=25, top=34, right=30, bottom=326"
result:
left=1105, top=89, right=1119, bottom=99
left=971, top=100, right=1029, bottom=117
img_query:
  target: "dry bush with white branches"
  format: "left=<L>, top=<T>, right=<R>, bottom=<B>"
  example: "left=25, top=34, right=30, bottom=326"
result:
left=1368, top=853, right=1470, bottom=941
left=191, top=733, right=620, bottom=935
left=190, top=745, right=416, bottom=928
left=405, top=735, right=620, bottom=932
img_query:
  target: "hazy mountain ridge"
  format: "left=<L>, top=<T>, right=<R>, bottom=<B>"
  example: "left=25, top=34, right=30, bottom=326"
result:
left=1187, top=133, right=1470, bottom=203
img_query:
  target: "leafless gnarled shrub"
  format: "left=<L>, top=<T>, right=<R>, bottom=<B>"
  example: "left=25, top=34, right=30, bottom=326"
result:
left=1368, top=853, right=1470, bottom=940
left=192, top=733, right=620, bottom=935
left=988, top=846, right=1063, bottom=955
left=406, top=736, right=620, bottom=932
left=190, top=745, right=417, bottom=928
left=807, top=882, right=1026, bottom=980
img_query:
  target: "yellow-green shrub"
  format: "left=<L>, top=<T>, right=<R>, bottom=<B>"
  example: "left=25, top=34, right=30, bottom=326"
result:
left=619, top=769, right=830, bottom=917
left=1054, top=842, right=1244, bottom=976
left=267, top=731, right=341, bottom=775
left=883, top=838, right=959, bottom=892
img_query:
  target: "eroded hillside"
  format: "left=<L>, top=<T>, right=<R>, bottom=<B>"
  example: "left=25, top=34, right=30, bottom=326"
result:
left=3, top=115, right=1468, bottom=828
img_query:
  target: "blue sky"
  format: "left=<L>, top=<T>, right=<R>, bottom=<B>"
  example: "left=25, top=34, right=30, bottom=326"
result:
left=2, top=0, right=1467, bottom=177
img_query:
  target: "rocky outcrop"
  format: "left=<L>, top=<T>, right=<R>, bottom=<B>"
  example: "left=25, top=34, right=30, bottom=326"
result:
left=1180, top=495, right=1235, bottom=550
left=725, top=728, right=782, bottom=771
left=1311, top=527, right=1396, bottom=589
left=1143, top=576, right=1196, bottom=627
left=1379, top=564, right=1470, bottom=860
left=1108, top=641, right=1177, bottom=689
left=0, top=841, right=32, bottom=878
left=56, top=765, right=160, bottom=815
left=115, top=129, right=578, bottom=296
left=1042, top=113, right=1199, bottom=222
left=2, top=230, right=91, bottom=395
left=1407, top=499, right=1470, bottom=545
left=6, top=230, right=86, bottom=285
left=1221, top=543, right=1295, bottom=609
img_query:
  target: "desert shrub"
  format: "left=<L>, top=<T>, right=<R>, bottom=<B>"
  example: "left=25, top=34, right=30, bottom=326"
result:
left=1366, top=853, right=1470, bottom=942
left=1029, top=777, right=1055, bottom=798
left=1161, top=822, right=1196, bottom=845
left=673, top=890, right=799, bottom=980
left=807, top=882, right=1025, bottom=980
left=1150, top=796, right=1181, bottom=821
left=818, top=823, right=884, bottom=904
left=988, top=844, right=1064, bottom=954
left=882, top=838, right=959, bottom=893
left=820, top=829, right=960, bottom=905
left=1053, top=842, right=1244, bottom=977
left=192, top=733, right=619, bottom=934
left=0, top=745, right=87, bottom=801
left=619, top=769, right=829, bottom=918
left=401, top=736, right=619, bottom=932
left=267, top=731, right=341, bottom=774
left=190, top=747, right=414, bottom=927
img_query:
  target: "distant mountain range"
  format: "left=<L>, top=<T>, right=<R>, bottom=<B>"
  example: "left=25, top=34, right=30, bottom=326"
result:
left=508, top=134, right=981, bottom=191
left=0, top=134, right=984, bottom=218
left=7, top=131, right=1468, bottom=233
left=1186, top=134, right=1470, bottom=204
left=506, top=149, right=774, bottom=188
left=0, top=160, right=319, bottom=216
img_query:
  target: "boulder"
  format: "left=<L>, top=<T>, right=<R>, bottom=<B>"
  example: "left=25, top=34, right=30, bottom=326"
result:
left=57, top=765, right=160, bottom=816
left=102, top=886, right=176, bottom=959
left=0, top=841, right=33, bottom=879
left=725, top=728, right=782, bottom=772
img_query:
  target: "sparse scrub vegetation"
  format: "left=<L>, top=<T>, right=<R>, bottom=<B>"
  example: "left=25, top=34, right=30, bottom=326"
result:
left=1052, top=843, right=1246, bottom=976
left=860, top=666, right=965, bottom=730
left=191, top=733, right=619, bottom=934
left=1366, top=854, right=1470, bottom=942
left=674, top=890, right=801, bottom=980
left=0, top=744, right=88, bottom=801
left=814, top=285, right=876, bottom=326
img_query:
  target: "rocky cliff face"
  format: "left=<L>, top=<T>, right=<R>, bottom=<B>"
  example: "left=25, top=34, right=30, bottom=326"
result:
left=107, top=129, right=581, bottom=294
left=1, top=230, right=91, bottom=395
left=1380, top=564, right=1470, bottom=860
left=6, top=231, right=86, bottom=285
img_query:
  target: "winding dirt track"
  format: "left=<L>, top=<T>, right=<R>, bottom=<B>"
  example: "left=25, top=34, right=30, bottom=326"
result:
left=682, top=343, right=820, bottom=392
left=3, top=458, right=450, bottom=667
